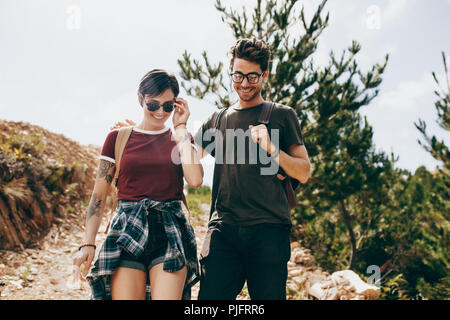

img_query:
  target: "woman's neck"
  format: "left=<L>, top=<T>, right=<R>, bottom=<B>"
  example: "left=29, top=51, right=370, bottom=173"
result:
left=136, top=120, right=166, bottom=132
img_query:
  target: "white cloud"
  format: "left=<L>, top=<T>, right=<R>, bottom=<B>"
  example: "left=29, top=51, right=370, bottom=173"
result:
left=360, top=72, right=449, bottom=172
left=383, top=0, right=408, bottom=23
left=375, top=73, right=436, bottom=112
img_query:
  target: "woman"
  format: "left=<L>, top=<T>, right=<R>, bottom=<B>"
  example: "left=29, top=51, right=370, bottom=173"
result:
left=72, top=69, right=203, bottom=300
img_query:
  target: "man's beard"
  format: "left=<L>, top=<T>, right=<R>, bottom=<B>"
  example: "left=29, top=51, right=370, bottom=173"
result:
left=237, top=86, right=261, bottom=102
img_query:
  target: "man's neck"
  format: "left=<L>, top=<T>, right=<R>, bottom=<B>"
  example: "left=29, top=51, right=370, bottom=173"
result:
left=236, top=96, right=265, bottom=109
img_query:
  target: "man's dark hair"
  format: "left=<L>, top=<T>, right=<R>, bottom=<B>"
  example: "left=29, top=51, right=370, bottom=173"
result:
left=229, top=37, right=271, bottom=72
left=138, top=69, right=179, bottom=105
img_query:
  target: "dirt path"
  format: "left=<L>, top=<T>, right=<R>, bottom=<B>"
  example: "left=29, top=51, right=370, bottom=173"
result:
left=0, top=202, right=220, bottom=300
left=0, top=201, right=323, bottom=300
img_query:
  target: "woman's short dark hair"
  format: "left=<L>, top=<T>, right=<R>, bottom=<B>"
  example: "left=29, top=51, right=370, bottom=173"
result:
left=229, top=37, right=271, bottom=72
left=138, top=69, right=179, bottom=105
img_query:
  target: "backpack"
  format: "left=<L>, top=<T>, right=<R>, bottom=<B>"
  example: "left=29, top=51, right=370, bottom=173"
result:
left=104, top=126, right=191, bottom=234
left=210, top=102, right=299, bottom=210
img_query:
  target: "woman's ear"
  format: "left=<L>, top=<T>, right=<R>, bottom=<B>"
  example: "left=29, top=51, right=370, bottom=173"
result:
left=138, top=93, right=143, bottom=107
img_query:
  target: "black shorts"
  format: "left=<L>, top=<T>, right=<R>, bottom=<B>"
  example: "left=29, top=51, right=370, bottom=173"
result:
left=117, top=208, right=168, bottom=272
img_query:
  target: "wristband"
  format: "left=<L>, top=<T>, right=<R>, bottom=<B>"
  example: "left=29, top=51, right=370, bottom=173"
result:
left=174, top=123, right=187, bottom=130
left=78, top=243, right=96, bottom=251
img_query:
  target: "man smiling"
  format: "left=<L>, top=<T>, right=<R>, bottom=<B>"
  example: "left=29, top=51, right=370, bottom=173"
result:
left=194, top=38, right=311, bottom=300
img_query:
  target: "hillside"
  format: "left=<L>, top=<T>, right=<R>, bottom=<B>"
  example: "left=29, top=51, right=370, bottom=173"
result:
left=0, top=120, right=100, bottom=250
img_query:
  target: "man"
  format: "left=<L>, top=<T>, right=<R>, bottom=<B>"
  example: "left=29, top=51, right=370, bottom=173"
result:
left=194, top=37, right=311, bottom=300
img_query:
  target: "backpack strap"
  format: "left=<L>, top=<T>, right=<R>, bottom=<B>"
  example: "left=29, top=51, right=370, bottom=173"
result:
left=210, top=108, right=227, bottom=130
left=258, top=102, right=274, bottom=124
left=206, top=108, right=227, bottom=221
left=104, top=126, right=133, bottom=234
left=113, top=126, right=134, bottom=187
left=257, top=102, right=299, bottom=210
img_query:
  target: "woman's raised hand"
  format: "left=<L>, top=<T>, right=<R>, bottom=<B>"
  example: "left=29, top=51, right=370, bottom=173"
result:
left=172, top=98, right=190, bottom=128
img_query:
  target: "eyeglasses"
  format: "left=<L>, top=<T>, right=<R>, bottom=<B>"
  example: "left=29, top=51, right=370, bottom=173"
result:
left=145, top=100, right=175, bottom=113
left=230, top=71, right=264, bottom=84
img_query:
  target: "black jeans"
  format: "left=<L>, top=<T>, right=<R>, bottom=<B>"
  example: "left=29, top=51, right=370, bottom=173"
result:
left=198, top=221, right=291, bottom=300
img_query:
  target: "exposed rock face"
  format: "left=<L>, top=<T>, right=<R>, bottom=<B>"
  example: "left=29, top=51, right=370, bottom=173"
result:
left=0, top=120, right=101, bottom=250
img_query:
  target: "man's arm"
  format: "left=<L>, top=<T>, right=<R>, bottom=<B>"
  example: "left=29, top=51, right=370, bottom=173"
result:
left=249, top=122, right=311, bottom=184
left=272, top=144, right=311, bottom=184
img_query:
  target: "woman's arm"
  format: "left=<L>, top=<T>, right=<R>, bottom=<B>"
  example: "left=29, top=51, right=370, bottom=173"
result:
left=174, top=124, right=204, bottom=188
left=172, top=97, right=204, bottom=188
left=82, top=159, right=116, bottom=245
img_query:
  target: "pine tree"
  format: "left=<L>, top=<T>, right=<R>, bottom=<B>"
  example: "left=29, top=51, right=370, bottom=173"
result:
left=177, top=0, right=392, bottom=270
left=415, top=51, right=450, bottom=177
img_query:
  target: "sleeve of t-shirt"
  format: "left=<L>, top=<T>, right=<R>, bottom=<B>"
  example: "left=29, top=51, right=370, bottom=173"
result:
left=100, top=130, right=119, bottom=164
left=194, top=112, right=216, bottom=156
left=282, top=108, right=304, bottom=148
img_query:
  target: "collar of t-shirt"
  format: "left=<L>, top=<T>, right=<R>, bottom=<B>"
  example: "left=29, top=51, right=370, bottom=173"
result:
left=232, top=102, right=264, bottom=111
left=133, top=126, right=170, bottom=135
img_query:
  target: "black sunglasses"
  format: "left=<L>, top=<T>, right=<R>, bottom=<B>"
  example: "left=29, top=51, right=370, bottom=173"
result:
left=145, top=100, right=175, bottom=113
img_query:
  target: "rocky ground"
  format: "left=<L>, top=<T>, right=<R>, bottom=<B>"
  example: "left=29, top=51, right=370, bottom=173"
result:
left=0, top=200, right=333, bottom=300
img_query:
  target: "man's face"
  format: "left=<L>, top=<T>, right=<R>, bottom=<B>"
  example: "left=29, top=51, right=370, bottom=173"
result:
left=231, top=58, right=267, bottom=103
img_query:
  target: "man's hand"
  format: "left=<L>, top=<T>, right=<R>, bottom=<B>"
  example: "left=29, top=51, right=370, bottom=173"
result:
left=110, top=119, right=136, bottom=131
left=249, top=124, right=276, bottom=154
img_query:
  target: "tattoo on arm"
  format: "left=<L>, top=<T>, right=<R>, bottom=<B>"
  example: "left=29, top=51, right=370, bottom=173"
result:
left=98, top=160, right=115, bottom=184
left=87, top=193, right=103, bottom=222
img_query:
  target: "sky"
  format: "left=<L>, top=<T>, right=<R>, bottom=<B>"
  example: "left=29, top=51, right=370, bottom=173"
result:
left=1, top=0, right=449, bottom=186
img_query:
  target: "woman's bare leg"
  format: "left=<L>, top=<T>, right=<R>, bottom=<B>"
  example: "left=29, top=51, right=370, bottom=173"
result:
left=111, top=267, right=147, bottom=300
left=149, top=263, right=187, bottom=300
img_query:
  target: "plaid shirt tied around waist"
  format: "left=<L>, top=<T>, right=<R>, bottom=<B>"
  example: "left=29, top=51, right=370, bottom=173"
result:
left=86, top=198, right=199, bottom=300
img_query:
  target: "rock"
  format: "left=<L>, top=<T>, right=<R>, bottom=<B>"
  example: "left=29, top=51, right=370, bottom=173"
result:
left=289, top=269, right=303, bottom=277
left=291, top=247, right=315, bottom=265
left=331, top=270, right=380, bottom=299
left=290, top=241, right=301, bottom=250
left=308, top=269, right=380, bottom=300
left=9, top=279, right=24, bottom=289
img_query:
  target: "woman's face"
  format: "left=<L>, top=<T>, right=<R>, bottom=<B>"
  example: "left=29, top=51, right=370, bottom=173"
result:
left=141, top=88, right=175, bottom=126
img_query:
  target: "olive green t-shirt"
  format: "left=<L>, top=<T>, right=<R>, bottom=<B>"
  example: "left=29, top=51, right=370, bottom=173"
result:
left=194, top=102, right=304, bottom=226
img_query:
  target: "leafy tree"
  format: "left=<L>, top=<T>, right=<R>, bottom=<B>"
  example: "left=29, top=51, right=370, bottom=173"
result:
left=178, top=0, right=391, bottom=271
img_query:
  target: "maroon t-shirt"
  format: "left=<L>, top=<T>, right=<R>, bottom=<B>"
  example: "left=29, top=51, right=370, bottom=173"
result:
left=100, top=126, right=194, bottom=202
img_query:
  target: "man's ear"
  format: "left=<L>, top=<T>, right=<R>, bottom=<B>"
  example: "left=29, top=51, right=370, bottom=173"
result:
left=262, top=70, right=269, bottom=81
